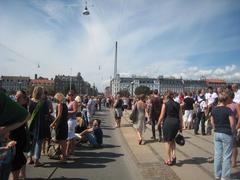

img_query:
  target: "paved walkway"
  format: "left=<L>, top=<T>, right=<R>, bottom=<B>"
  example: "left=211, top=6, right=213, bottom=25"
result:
left=120, top=110, right=240, bottom=180
left=26, top=108, right=142, bottom=180
left=25, top=108, right=240, bottom=180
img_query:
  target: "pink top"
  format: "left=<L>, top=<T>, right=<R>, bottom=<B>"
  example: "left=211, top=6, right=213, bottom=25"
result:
left=68, top=101, right=76, bottom=119
left=227, top=102, right=238, bottom=125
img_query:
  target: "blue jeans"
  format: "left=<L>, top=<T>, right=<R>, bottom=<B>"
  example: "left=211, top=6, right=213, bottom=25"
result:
left=86, top=133, right=98, bottom=146
left=214, top=132, right=233, bottom=179
left=28, top=139, right=43, bottom=160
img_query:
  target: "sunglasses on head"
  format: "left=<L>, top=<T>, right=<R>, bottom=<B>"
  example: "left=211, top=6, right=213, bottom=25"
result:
left=68, top=94, right=73, bottom=96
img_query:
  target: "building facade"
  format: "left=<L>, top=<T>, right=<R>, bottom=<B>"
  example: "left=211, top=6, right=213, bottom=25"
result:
left=54, top=72, right=93, bottom=95
left=111, top=75, right=185, bottom=96
left=206, top=79, right=227, bottom=89
left=1, top=76, right=30, bottom=92
left=30, top=77, right=55, bottom=94
left=110, top=75, right=228, bottom=96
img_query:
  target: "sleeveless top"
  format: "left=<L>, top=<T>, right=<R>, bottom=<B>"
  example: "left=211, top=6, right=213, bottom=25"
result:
left=165, top=99, right=180, bottom=119
left=68, top=101, right=77, bottom=119
left=227, top=102, right=238, bottom=126
left=56, top=103, right=68, bottom=127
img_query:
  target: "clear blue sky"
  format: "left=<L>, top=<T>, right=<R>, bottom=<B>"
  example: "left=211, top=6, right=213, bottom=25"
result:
left=0, top=0, right=240, bottom=91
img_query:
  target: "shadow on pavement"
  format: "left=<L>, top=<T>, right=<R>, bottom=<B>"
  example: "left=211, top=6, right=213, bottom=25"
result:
left=75, top=143, right=120, bottom=150
left=231, top=171, right=240, bottom=179
left=176, top=157, right=209, bottom=166
left=26, top=178, right=87, bottom=180
left=101, top=127, right=115, bottom=131
left=103, top=134, right=111, bottom=138
left=43, top=151, right=124, bottom=169
left=144, top=139, right=159, bottom=144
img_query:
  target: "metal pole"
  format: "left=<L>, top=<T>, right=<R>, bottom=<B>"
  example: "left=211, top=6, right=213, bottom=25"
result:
left=131, top=82, right=134, bottom=96
left=70, top=68, right=72, bottom=91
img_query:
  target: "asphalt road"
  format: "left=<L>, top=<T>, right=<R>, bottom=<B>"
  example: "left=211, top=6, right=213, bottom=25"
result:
left=26, top=107, right=142, bottom=180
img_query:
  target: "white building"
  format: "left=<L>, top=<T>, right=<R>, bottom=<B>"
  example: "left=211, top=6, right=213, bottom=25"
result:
left=1, top=76, right=30, bottom=92
left=110, top=74, right=193, bottom=96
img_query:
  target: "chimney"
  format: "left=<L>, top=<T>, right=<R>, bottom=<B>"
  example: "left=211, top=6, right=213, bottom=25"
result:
left=35, top=74, right=37, bottom=80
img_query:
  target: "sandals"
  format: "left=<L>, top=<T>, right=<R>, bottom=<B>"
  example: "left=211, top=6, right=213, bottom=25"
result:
left=138, top=139, right=142, bottom=145
left=34, top=162, right=44, bottom=167
left=164, top=159, right=172, bottom=166
left=27, top=160, right=34, bottom=165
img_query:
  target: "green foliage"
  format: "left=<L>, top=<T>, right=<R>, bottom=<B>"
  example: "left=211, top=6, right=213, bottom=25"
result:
left=117, top=89, right=130, bottom=97
left=134, top=85, right=151, bottom=95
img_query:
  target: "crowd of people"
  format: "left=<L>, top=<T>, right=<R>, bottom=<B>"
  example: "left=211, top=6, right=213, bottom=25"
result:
left=0, top=87, right=103, bottom=180
left=112, top=84, right=240, bottom=180
left=1, top=83, right=240, bottom=180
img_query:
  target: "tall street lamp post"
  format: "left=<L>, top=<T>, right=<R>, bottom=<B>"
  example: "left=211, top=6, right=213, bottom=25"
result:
left=18, top=81, right=22, bottom=90
left=131, top=82, right=134, bottom=96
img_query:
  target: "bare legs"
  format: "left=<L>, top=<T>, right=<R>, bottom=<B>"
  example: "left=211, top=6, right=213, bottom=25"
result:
left=66, top=139, right=75, bottom=157
left=59, top=140, right=67, bottom=161
left=164, top=141, right=176, bottom=165
left=232, top=147, right=238, bottom=167
left=115, top=118, right=121, bottom=128
left=136, top=130, right=143, bottom=145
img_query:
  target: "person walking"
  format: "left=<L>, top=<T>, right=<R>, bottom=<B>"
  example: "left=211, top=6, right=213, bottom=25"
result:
left=183, top=92, right=195, bottom=130
left=211, top=91, right=235, bottom=180
left=194, top=89, right=207, bottom=135
left=133, top=94, right=146, bottom=145
left=157, top=91, right=183, bottom=166
left=50, top=93, right=68, bottom=162
left=113, top=94, right=123, bottom=128
left=150, top=90, right=163, bottom=141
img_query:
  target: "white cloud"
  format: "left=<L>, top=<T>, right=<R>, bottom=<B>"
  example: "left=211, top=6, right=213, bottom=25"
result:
left=0, top=0, right=240, bottom=92
left=173, top=64, right=240, bottom=81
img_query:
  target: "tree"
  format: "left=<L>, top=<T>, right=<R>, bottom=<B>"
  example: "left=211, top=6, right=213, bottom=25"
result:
left=135, top=85, right=151, bottom=96
left=117, top=89, right=130, bottom=97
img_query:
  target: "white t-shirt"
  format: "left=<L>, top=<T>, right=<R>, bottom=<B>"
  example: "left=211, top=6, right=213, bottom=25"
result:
left=174, top=96, right=180, bottom=103
left=233, top=89, right=240, bottom=104
left=205, top=92, right=218, bottom=106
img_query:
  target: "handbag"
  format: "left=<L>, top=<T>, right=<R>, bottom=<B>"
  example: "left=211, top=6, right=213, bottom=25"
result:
left=175, top=132, right=185, bottom=146
left=129, top=105, right=138, bottom=123
left=236, top=129, right=240, bottom=147
left=47, top=142, right=61, bottom=159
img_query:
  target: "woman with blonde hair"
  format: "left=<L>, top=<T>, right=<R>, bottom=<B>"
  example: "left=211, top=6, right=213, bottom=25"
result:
left=157, top=91, right=183, bottom=166
left=28, top=86, right=49, bottom=167
left=50, top=93, right=68, bottom=162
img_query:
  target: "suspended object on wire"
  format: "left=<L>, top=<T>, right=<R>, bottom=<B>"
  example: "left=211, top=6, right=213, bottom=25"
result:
left=82, top=1, right=90, bottom=15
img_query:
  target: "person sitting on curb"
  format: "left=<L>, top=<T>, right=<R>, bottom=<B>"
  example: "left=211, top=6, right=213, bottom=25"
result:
left=76, top=119, right=103, bottom=148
